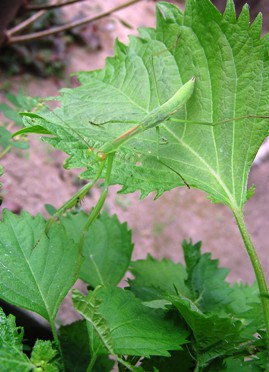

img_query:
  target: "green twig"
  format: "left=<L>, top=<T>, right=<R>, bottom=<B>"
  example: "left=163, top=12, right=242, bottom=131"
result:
left=233, top=208, right=269, bottom=341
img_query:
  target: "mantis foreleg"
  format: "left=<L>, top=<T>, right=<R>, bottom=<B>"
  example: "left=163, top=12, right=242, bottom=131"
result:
left=83, top=153, right=115, bottom=232
left=78, top=153, right=115, bottom=253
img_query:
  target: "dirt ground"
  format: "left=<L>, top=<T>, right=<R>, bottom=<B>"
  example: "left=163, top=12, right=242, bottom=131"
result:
left=1, top=0, right=269, bottom=322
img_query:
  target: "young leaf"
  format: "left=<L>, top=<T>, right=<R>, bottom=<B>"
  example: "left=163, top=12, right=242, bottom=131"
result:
left=182, top=240, right=233, bottom=313
left=170, top=295, right=246, bottom=368
left=0, top=307, right=33, bottom=371
left=0, top=90, right=39, bottom=126
left=30, top=340, right=59, bottom=371
left=60, top=212, right=133, bottom=287
left=0, top=209, right=80, bottom=322
left=167, top=240, right=263, bottom=367
left=21, top=0, right=269, bottom=208
left=73, top=286, right=189, bottom=358
left=129, top=255, right=190, bottom=301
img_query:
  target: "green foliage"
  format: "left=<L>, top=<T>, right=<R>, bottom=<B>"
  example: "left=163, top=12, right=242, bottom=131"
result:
left=21, top=0, right=269, bottom=210
left=0, top=307, right=30, bottom=371
left=60, top=321, right=93, bottom=372
left=73, top=286, right=188, bottom=358
left=129, top=240, right=265, bottom=369
left=0, top=90, right=38, bottom=125
left=0, top=308, right=59, bottom=371
left=0, top=207, right=267, bottom=369
left=129, top=256, right=191, bottom=301
left=0, top=209, right=80, bottom=322
left=1, top=0, right=269, bottom=370
left=0, top=90, right=39, bottom=155
left=60, top=212, right=133, bottom=287
left=30, top=340, right=60, bottom=371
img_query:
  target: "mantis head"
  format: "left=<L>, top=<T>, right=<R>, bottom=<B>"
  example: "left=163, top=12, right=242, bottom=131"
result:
left=86, top=147, right=107, bottom=163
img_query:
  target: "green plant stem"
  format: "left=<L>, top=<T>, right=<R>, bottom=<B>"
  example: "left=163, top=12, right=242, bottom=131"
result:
left=78, top=154, right=115, bottom=255
left=0, top=145, right=11, bottom=159
left=86, top=354, right=97, bottom=372
left=49, top=319, right=63, bottom=359
left=233, top=208, right=269, bottom=339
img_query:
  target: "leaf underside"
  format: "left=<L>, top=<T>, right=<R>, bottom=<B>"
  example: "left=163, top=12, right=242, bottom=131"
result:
left=23, top=0, right=269, bottom=208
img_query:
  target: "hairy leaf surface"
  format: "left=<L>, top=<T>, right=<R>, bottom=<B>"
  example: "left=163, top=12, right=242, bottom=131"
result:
left=60, top=212, right=133, bottom=287
left=22, top=0, right=269, bottom=208
left=129, top=255, right=190, bottom=301
left=73, top=286, right=189, bottom=358
left=0, top=307, right=32, bottom=371
left=0, top=210, right=80, bottom=321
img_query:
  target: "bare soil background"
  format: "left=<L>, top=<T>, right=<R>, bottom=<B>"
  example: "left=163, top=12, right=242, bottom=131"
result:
left=1, top=1, right=269, bottom=324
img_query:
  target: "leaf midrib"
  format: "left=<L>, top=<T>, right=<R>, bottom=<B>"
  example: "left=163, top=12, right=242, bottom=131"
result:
left=8, top=218, right=51, bottom=320
left=163, top=123, right=237, bottom=207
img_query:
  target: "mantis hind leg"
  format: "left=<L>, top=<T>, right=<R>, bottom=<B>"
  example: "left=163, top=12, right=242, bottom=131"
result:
left=155, top=127, right=190, bottom=188
left=159, top=159, right=190, bottom=189
left=155, top=127, right=189, bottom=188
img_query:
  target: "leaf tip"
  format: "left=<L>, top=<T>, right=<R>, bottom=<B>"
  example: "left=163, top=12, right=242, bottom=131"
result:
left=223, top=0, right=236, bottom=23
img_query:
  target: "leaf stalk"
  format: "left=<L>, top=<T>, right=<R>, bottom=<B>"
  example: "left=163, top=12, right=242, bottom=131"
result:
left=233, top=208, right=269, bottom=341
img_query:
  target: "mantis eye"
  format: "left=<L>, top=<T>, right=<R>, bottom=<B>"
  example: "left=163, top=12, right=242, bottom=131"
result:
left=97, top=151, right=106, bottom=161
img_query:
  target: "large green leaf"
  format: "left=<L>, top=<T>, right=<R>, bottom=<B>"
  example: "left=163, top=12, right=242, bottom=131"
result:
left=73, top=286, right=189, bottom=358
left=128, top=241, right=263, bottom=368
left=60, top=212, right=133, bottom=287
left=182, top=240, right=233, bottom=313
left=22, top=0, right=269, bottom=209
left=171, top=296, right=246, bottom=368
left=0, top=209, right=80, bottom=322
left=129, top=255, right=190, bottom=301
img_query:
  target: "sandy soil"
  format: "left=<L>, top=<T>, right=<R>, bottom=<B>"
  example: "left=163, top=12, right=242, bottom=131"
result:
left=1, top=0, right=269, bottom=323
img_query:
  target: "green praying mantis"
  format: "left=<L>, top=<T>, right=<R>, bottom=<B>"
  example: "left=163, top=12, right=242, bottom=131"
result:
left=43, top=76, right=197, bottom=237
